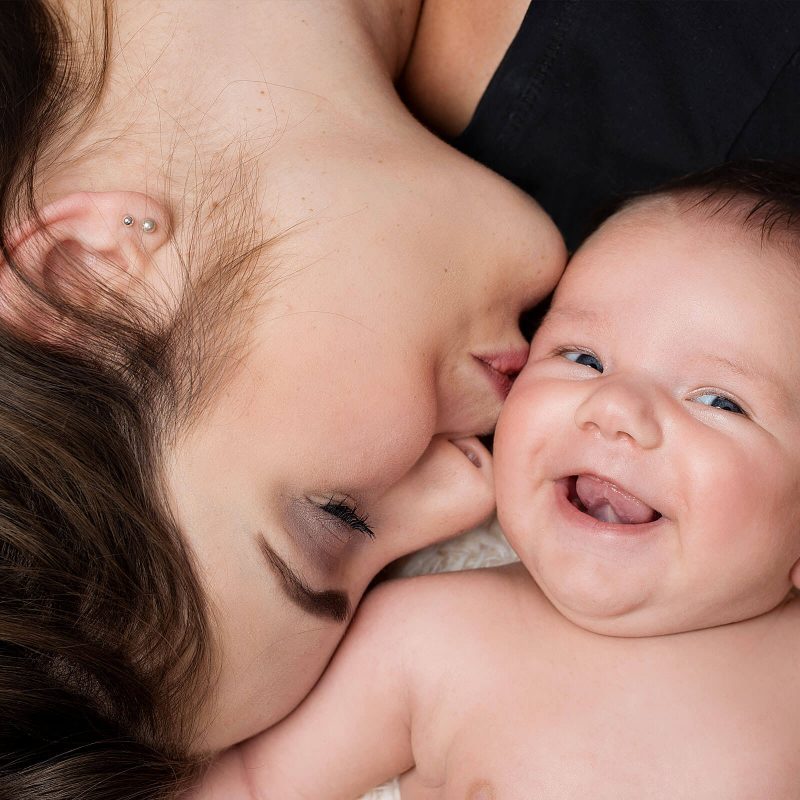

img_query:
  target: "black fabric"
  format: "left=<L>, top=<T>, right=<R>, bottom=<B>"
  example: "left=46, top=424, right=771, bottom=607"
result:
left=452, top=1, right=800, bottom=250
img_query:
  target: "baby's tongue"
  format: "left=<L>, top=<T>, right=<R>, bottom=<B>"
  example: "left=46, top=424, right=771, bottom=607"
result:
left=575, top=475, right=656, bottom=525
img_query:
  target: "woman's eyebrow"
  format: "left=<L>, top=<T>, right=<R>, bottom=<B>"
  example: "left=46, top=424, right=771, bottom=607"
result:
left=256, top=533, right=351, bottom=623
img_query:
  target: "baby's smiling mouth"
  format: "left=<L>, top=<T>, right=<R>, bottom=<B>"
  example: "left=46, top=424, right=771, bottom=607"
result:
left=567, top=474, right=662, bottom=525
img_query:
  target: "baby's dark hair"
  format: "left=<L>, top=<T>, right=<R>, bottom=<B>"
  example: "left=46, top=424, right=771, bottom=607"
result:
left=599, top=159, right=800, bottom=247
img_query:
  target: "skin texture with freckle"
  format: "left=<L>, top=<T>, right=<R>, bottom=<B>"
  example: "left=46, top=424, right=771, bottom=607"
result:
left=467, top=780, right=495, bottom=800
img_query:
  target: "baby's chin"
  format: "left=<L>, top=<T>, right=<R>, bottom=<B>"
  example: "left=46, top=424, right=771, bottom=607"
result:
left=531, top=572, right=795, bottom=638
left=548, top=601, right=705, bottom=638
left=535, top=579, right=679, bottom=637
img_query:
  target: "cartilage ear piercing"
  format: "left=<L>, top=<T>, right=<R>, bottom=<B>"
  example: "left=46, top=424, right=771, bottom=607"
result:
left=141, top=218, right=156, bottom=233
left=122, top=215, right=134, bottom=226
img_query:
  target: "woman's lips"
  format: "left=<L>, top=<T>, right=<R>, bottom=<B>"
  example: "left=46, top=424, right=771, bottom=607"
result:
left=472, top=347, right=529, bottom=399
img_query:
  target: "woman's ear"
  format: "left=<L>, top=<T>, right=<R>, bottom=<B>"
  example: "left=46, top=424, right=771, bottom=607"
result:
left=1, top=190, right=174, bottom=324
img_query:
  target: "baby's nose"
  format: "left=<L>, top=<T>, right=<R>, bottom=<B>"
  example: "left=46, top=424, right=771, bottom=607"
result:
left=574, top=377, right=663, bottom=449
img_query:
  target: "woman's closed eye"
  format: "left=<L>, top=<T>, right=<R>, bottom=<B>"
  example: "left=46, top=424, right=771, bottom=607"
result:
left=317, top=497, right=375, bottom=539
left=559, top=348, right=604, bottom=373
left=287, top=496, right=376, bottom=571
left=692, top=392, right=746, bottom=416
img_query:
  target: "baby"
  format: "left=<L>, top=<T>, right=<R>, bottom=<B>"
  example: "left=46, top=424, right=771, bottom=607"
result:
left=192, top=161, right=800, bottom=799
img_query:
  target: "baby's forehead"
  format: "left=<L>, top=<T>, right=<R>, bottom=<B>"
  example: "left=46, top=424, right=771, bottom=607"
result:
left=548, top=195, right=800, bottom=349
left=598, top=190, right=800, bottom=261
left=572, top=193, right=800, bottom=289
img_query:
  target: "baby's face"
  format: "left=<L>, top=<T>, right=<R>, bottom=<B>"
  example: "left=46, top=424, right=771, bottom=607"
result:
left=496, top=199, right=800, bottom=636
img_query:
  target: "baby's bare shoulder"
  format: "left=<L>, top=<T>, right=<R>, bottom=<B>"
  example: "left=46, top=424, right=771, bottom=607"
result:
left=361, top=563, right=563, bottom=700
left=367, top=563, right=544, bottom=643
left=350, top=567, right=528, bottom=695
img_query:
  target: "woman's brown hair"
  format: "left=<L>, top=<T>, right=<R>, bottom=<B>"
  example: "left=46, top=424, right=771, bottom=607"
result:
left=0, top=2, right=271, bottom=797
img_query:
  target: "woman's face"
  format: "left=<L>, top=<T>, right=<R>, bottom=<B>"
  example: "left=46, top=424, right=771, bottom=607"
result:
left=165, top=124, right=565, bottom=750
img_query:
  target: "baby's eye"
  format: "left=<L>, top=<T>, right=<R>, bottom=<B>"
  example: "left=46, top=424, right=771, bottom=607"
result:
left=562, top=350, right=604, bottom=373
left=693, top=393, right=745, bottom=415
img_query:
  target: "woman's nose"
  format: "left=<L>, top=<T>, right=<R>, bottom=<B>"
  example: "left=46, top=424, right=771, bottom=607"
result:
left=501, top=211, right=567, bottom=320
left=574, top=376, right=663, bottom=449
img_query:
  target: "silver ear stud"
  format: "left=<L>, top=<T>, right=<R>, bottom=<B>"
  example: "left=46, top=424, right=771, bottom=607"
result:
left=123, top=215, right=157, bottom=233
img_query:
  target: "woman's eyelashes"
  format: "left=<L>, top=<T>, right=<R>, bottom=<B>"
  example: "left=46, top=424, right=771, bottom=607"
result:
left=317, top=497, right=375, bottom=539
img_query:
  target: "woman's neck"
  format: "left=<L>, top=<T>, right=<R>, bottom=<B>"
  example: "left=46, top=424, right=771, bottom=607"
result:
left=40, top=0, right=422, bottom=212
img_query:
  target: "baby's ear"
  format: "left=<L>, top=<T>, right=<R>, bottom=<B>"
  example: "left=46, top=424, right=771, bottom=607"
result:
left=0, top=190, right=173, bottom=338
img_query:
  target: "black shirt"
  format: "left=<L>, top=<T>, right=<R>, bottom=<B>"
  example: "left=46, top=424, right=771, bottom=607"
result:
left=453, top=1, right=800, bottom=249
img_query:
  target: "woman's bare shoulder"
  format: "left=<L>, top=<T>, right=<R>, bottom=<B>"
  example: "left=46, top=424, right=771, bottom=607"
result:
left=400, top=0, right=531, bottom=136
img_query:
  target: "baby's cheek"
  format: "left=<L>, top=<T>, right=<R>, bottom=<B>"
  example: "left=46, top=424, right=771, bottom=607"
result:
left=496, top=372, right=566, bottom=531
left=497, top=372, right=551, bottom=459
left=495, top=395, right=539, bottom=507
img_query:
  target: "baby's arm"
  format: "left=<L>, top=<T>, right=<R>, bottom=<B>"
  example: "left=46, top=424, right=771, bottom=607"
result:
left=191, top=580, right=419, bottom=800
